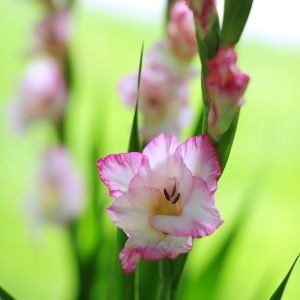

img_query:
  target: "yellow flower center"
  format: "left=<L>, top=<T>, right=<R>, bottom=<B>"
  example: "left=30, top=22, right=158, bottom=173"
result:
left=154, top=177, right=183, bottom=216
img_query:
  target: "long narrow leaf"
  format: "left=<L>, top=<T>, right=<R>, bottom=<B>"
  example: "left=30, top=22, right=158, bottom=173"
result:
left=270, top=253, right=300, bottom=300
left=0, top=286, right=15, bottom=300
left=215, top=111, right=239, bottom=170
left=221, top=0, right=253, bottom=46
left=116, top=43, right=144, bottom=300
left=128, top=42, right=144, bottom=153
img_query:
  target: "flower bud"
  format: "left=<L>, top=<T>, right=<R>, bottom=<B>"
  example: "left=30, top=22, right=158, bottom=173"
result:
left=206, top=47, right=249, bottom=139
left=167, top=0, right=197, bottom=61
left=12, top=57, right=67, bottom=130
left=185, top=0, right=217, bottom=38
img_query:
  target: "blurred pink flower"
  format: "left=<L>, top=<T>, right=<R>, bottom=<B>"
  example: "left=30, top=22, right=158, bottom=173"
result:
left=32, top=8, right=70, bottom=59
left=97, top=133, right=222, bottom=273
left=206, top=47, right=250, bottom=139
left=12, top=57, right=67, bottom=130
left=146, top=41, right=198, bottom=80
left=119, top=65, right=193, bottom=142
left=167, top=0, right=197, bottom=61
left=185, top=0, right=217, bottom=38
left=30, top=147, right=85, bottom=225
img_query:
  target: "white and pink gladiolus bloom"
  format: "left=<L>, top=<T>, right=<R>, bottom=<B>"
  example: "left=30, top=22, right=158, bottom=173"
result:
left=32, top=147, right=85, bottom=224
left=206, top=47, right=250, bottom=140
left=119, top=66, right=193, bottom=142
left=13, top=57, right=67, bottom=130
left=167, top=0, right=197, bottom=61
left=146, top=41, right=199, bottom=81
left=97, top=133, right=223, bottom=273
left=33, top=8, right=70, bottom=59
left=185, top=0, right=217, bottom=38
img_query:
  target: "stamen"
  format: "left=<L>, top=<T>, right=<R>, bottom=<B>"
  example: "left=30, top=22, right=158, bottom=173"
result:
left=172, top=193, right=180, bottom=204
left=164, top=188, right=171, bottom=201
left=170, top=181, right=176, bottom=198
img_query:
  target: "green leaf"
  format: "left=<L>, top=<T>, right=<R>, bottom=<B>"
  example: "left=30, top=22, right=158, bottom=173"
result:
left=116, top=43, right=144, bottom=300
left=194, top=23, right=210, bottom=135
left=157, top=254, right=188, bottom=300
left=215, top=111, right=240, bottom=170
left=204, top=17, right=220, bottom=59
left=192, top=105, right=203, bottom=136
left=128, top=42, right=144, bottom=153
left=221, top=0, right=253, bottom=46
left=165, top=0, right=177, bottom=25
left=195, top=22, right=208, bottom=75
left=0, top=286, right=15, bottom=300
left=193, top=17, right=220, bottom=136
left=270, top=253, right=300, bottom=300
left=138, top=261, right=160, bottom=300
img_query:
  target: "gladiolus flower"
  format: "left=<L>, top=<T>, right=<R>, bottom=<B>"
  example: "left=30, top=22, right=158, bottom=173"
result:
left=29, top=147, right=85, bottom=225
left=206, top=47, right=250, bottom=140
left=185, top=0, right=217, bottom=38
left=167, top=0, right=197, bottom=61
left=119, top=65, right=193, bottom=142
left=97, top=133, right=222, bottom=273
left=12, top=57, right=67, bottom=130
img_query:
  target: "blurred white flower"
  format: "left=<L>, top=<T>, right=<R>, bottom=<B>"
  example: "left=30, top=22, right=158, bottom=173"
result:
left=12, top=57, right=67, bottom=131
left=28, top=147, right=85, bottom=226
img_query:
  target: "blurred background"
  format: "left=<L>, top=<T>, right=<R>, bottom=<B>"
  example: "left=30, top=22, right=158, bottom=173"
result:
left=0, top=0, right=300, bottom=299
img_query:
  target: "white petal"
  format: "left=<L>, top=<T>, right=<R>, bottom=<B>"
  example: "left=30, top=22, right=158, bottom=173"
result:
left=97, top=152, right=148, bottom=199
left=142, top=133, right=178, bottom=170
left=107, top=187, right=162, bottom=239
left=177, top=134, right=221, bottom=192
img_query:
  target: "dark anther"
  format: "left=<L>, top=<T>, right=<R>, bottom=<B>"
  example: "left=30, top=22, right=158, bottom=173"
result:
left=172, top=193, right=180, bottom=204
left=170, top=181, right=176, bottom=198
left=164, top=188, right=171, bottom=201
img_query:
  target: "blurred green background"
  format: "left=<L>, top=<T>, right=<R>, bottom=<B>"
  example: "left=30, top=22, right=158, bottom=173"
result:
left=1, top=1, right=300, bottom=299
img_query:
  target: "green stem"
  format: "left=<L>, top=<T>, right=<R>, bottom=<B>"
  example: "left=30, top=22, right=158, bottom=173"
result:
left=116, top=230, right=136, bottom=300
left=157, top=259, right=172, bottom=300
left=157, top=255, right=188, bottom=300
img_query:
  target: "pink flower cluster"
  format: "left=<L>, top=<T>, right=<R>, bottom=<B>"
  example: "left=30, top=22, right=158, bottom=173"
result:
left=97, top=133, right=222, bottom=273
left=206, top=47, right=250, bottom=139
left=119, top=1, right=197, bottom=143
left=12, top=0, right=70, bottom=131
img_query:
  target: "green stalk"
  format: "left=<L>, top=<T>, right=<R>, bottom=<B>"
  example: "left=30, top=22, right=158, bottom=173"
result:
left=157, top=255, right=188, bottom=300
left=115, top=43, right=144, bottom=300
left=157, top=259, right=172, bottom=300
left=116, top=230, right=136, bottom=300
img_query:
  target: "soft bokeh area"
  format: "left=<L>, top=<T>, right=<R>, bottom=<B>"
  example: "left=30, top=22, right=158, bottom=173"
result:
left=0, top=0, right=300, bottom=299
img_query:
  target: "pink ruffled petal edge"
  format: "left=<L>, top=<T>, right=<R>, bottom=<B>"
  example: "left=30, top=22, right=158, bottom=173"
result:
left=177, top=134, right=221, bottom=193
left=120, top=236, right=192, bottom=274
left=142, top=133, right=179, bottom=169
left=97, top=152, right=148, bottom=199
